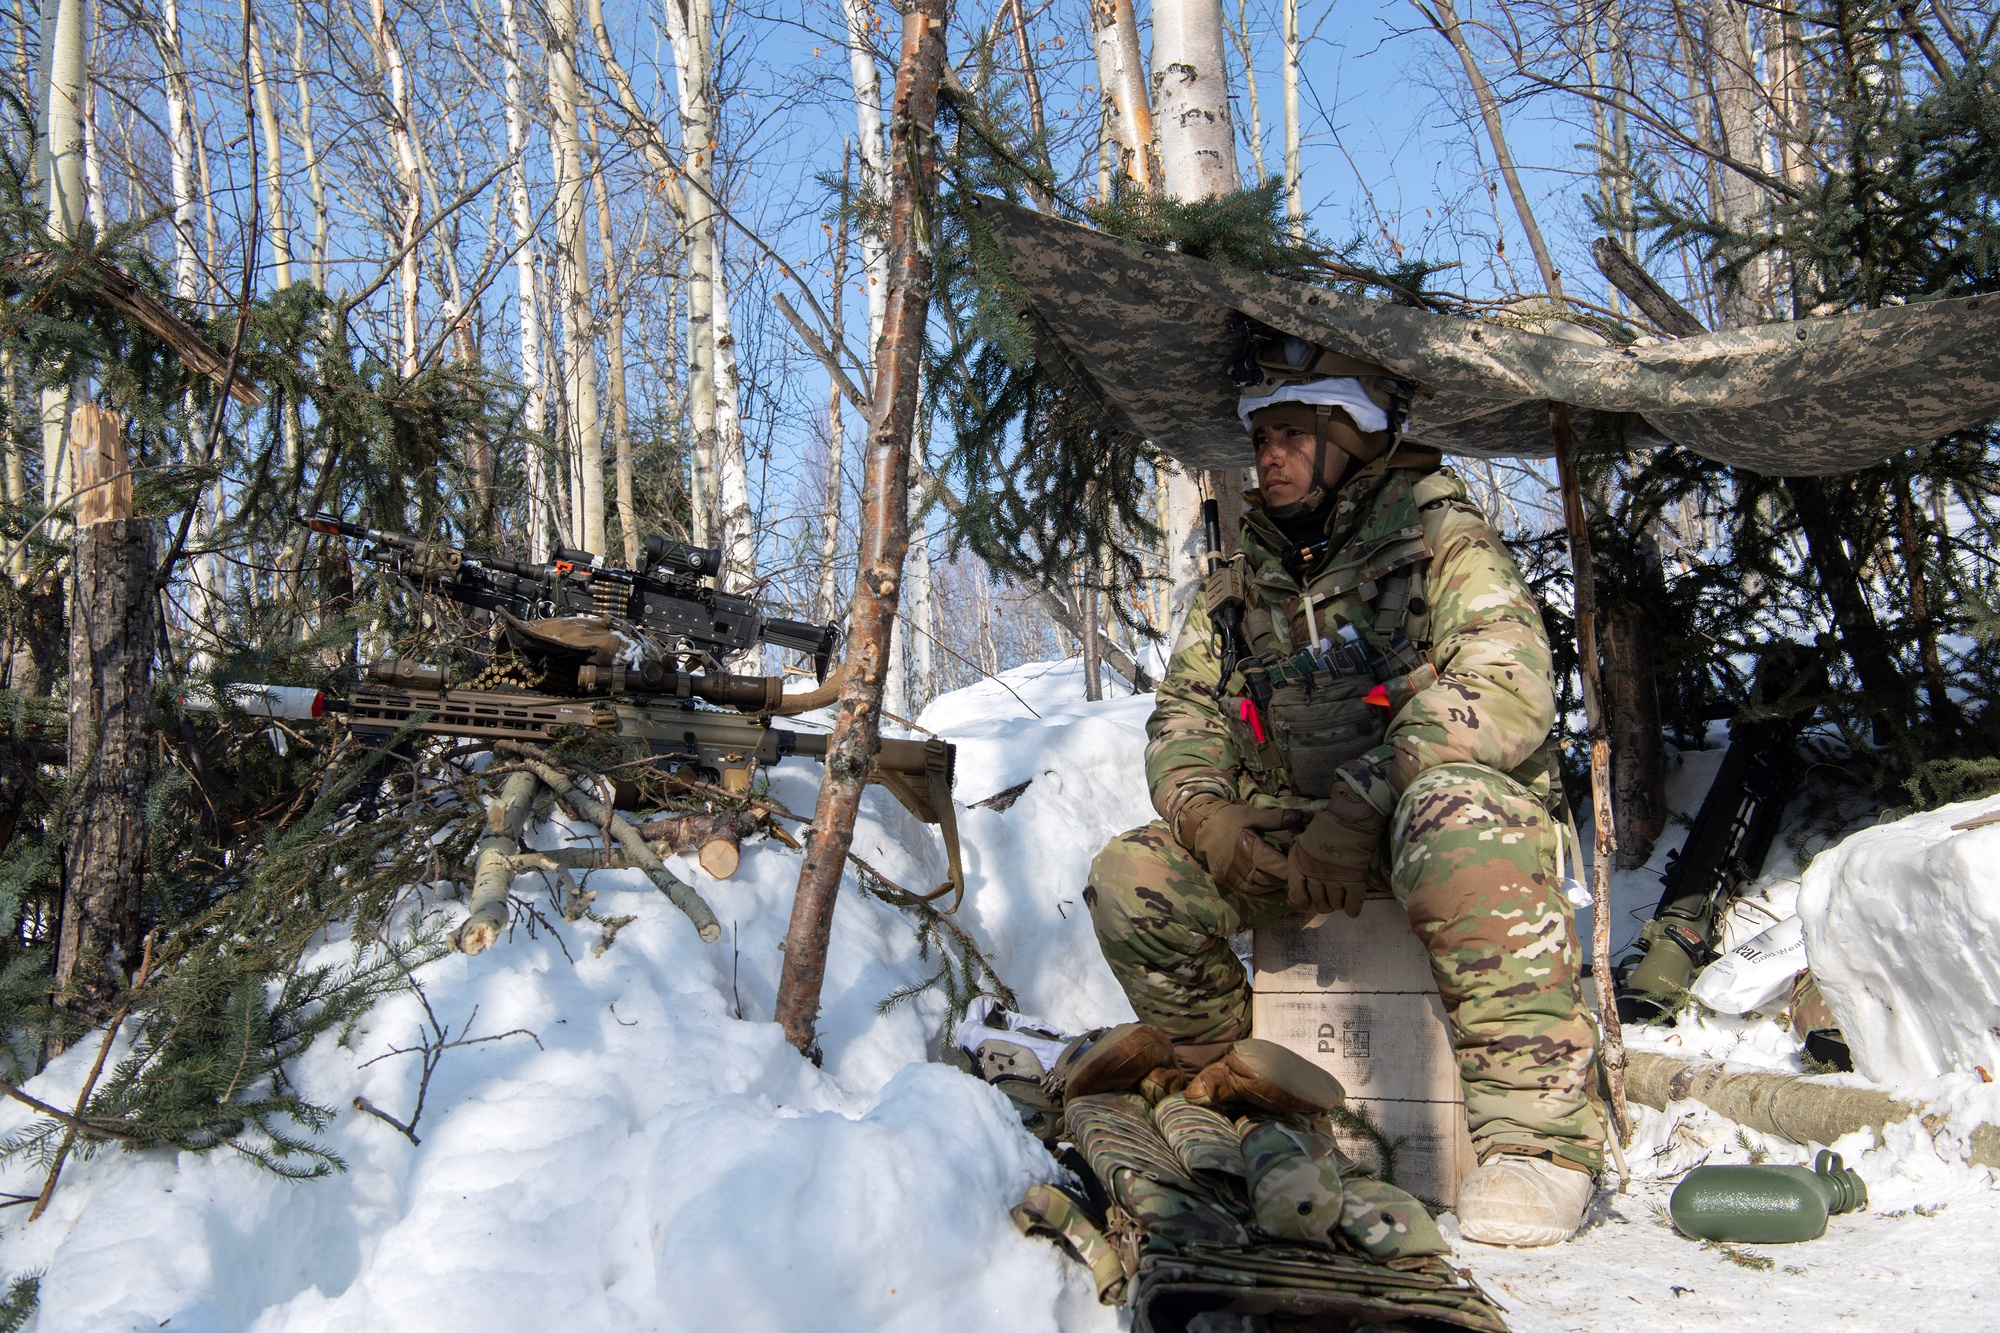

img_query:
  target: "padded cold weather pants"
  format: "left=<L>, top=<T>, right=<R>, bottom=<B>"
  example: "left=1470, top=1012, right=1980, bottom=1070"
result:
left=1085, top=762, right=1604, bottom=1172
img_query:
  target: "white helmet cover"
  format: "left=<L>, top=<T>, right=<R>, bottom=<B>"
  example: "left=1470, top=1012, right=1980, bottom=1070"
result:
left=1236, top=377, right=1389, bottom=435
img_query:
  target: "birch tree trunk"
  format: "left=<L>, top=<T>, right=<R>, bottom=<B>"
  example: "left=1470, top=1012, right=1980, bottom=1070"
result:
left=39, top=0, right=85, bottom=514
left=1228, top=0, right=1264, bottom=184
left=1092, top=0, right=1155, bottom=189
left=547, top=0, right=607, bottom=555
left=292, top=1, right=328, bottom=291
left=370, top=0, right=422, bottom=376
left=775, top=0, right=948, bottom=1059
left=246, top=1, right=291, bottom=287
left=1151, top=0, right=1240, bottom=621
left=1282, top=0, right=1301, bottom=237
left=1151, top=0, right=1238, bottom=198
left=587, top=110, right=638, bottom=565
left=711, top=248, right=755, bottom=595
left=816, top=147, right=852, bottom=624
left=665, top=0, right=718, bottom=549
left=1703, top=0, right=1766, bottom=323
left=500, top=0, right=551, bottom=559
left=81, top=9, right=102, bottom=233
left=842, top=0, right=890, bottom=343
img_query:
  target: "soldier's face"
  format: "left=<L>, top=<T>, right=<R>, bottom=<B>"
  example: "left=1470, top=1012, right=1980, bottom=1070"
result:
left=1254, top=424, right=1350, bottom=508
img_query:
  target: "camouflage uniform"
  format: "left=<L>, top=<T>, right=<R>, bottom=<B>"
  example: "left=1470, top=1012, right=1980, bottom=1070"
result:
left=1086, top=454, right=1603, bottom=1173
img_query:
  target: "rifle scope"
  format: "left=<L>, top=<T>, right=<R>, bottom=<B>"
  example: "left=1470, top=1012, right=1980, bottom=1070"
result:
left=644, top=533, right=722, bottom=578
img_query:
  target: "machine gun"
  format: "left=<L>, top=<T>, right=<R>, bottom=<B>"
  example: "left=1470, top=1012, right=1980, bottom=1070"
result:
left=303, top=515, right=838, bottom=679
left=1614, top=650, right=1826, bottom=1023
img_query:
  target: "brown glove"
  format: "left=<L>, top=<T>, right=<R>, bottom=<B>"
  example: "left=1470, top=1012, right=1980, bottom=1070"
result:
left=1286, top=785, right=1386, bottom=917
left=1174, top=795, right=1297, bottom=898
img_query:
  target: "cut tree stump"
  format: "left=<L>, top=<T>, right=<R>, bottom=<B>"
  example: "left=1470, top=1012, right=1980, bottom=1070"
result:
left=55, top=405, right=153, bottom=1031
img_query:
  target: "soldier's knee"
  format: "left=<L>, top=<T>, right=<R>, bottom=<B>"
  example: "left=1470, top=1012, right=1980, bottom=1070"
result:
left=1390, top=763, right=1554, bottom=913
left=1085, top=822, right=1180, bottom=944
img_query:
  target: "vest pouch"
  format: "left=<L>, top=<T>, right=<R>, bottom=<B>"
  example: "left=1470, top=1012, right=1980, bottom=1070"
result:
left=1266, top=673, right=1390, bottom=799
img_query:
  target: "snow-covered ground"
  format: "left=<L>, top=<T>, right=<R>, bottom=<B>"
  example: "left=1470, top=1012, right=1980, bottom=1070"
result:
left=0, top=659, right=1995, bottom=1332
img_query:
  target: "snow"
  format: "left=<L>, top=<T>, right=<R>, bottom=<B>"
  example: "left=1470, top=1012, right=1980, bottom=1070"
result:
left=1798, top=793, right=2000, bottom=1084
left=0, top=657, right=1995, bottom=1332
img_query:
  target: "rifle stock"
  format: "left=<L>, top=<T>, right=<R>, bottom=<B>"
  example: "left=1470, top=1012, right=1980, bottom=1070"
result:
left=339, top=679, right=964, bottom=905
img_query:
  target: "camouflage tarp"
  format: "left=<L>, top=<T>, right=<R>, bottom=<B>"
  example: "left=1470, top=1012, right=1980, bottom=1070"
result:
left=976, top=196, right=2000, bottom=476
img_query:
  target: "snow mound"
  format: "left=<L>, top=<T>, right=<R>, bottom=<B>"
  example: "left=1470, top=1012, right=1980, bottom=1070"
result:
left=1799, top=793, right=2000, bottom=1084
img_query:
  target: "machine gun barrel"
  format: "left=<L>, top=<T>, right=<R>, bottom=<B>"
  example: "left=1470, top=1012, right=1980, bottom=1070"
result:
left=305, top=513, right=837, bottom=676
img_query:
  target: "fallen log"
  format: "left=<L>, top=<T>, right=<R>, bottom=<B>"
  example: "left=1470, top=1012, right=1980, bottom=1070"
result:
left=494, top=743, right=721, bottom=943
left=452, top=770, right=539, bottom=955
left=634, top=809, right=758, bottom=880
left=1624, top=1050, right=2000, bottom=1168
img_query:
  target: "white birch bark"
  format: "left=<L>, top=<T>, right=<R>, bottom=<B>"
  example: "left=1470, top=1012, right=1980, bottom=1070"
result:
left=1704, top=0, right=1766, bottom=323
left=1228, top=0, right=1264, bottom=184
left=37, top=0, right=83, bottom=513
left=710, top=251, right=754, bottom=595
left=546, top=0, right=606, bottom=554
left=81, top=5, right=103, bottom=233
left=500, top=0, right=551, bottom=559
left=246, top=1, right=290, bottom=287
left=841, top=0, right=888, bottom=344
left=291, top=1, right=327, bottom=291
left=1151, top=0, right=1238, bottom=198
left=816, top=152, right=851, bottom=623
left=1282, top=0, right=1302, bottom=237
left=1091, top=0, right=1155, bottom=189
left=371, top=0, right=421, bottom=376
left=663, top=0, right=716, bottom=549
left=586, top=111, right=638, bottom=565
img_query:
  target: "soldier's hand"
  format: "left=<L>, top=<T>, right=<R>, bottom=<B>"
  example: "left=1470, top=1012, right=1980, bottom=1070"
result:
left=1286, top=787, right=1386, bottom=918
left=1174, top=795, right=1298, bottom=898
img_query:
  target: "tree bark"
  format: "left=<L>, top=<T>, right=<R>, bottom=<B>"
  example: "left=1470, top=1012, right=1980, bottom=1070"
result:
left=245, top=1, right=290, bottom=288
left=1151, top=0, right=1238, bottom=198
left=56, top=407, right=153, bottom=1029
left=775, top=0, right=947, bottom=1058
left=1281, top=0, right=1301, bottom=238
left=499, top=0, right=551, bottom=559
left=586, top=110, right=638, bottom=566
left=1091, top=0, right=1155, bottom=189
left=1605, top=596, right=1667, bottom=867
left=1551, top=402, right=1630, bottom=1143
left=546, top=0, right=606, bottom=554
left=665, top=0, right=718, bottom=549
left=817, top=148, right=853, bottom=625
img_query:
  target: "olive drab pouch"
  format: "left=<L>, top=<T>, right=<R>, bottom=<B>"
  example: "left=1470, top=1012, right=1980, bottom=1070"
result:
left=1011, top=1183, right=1129, bottom=1304
left=1241, top=1121, right=1346, bottom=1245
left=1336, top=1178, right=1452, bottom=1260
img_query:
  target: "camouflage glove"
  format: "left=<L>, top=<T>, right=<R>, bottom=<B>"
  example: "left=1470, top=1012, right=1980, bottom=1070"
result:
left=1174, top=795, right=1296, bottom=898
left=1286, top=786, right=1385, bottom=917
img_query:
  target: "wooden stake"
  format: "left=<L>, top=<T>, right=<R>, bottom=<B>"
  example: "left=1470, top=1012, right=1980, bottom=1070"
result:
left=774, top=0, right=950, bottom=1060
left=1550, top=401, right=1632, bottom=1144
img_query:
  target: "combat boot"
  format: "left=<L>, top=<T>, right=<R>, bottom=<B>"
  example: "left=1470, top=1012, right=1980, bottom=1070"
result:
left=1184, top=1039, right=1346, bottom=1115
left=1454, top=1154, right=1595, bottom=1247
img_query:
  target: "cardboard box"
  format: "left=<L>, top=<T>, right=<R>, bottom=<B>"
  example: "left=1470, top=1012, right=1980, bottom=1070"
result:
left=1252, top=895, right=1476, bottom=1206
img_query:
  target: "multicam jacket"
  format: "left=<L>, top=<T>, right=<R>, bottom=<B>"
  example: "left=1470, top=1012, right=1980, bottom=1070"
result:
left=1144, top=456, right=1560, bottom=829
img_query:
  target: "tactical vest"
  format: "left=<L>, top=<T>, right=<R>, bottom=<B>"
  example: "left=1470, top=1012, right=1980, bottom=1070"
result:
left=1221, top=470, right=1459, bottom=801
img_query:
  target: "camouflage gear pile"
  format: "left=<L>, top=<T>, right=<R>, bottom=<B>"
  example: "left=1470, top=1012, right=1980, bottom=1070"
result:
left=1087, top=460, right=1603, bottom=1173
left=1016, top=1090, right=1498, bottom=1327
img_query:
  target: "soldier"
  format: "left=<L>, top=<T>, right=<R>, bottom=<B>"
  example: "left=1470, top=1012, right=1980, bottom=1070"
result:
left=1082, top=358, right=1603, bottom=1247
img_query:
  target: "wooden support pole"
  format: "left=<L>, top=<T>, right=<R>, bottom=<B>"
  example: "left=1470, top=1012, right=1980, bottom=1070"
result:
left=55, top=405, right=154, bottom=1034
left=1550, top=401, right=1632, bottom=1144
left=773, top=0, right=949, bottom=1060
